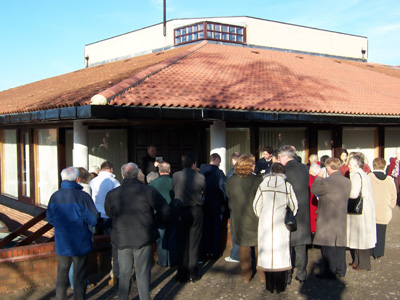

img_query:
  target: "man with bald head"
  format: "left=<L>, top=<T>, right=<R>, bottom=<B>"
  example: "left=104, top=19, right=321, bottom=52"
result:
left=105, top=162, right=170, bottom=300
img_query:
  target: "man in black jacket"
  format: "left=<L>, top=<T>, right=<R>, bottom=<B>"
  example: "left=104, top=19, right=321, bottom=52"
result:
left=278, top=145, right=311, bottom=284
left=105, top=162, right=170, bottom=300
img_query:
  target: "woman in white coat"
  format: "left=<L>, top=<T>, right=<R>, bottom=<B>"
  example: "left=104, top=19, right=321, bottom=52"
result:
left=253, top=163, right=298, bottom=293
left=347, top=155, right=376, bottom=271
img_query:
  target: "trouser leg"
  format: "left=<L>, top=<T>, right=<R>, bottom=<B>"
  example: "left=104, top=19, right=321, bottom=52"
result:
left=253, top=246, right=265, bottom=282
left=275, top=271, right=288, bottom=293
left=56, top=255, right=72, bottom=300
left=133, top=245, right=152, bottom=300
left=118, top=248, right=134, bottom=300
left=293, top=245, right=307, bottom=281
left=72, top=255, right=88, bottom=300
left=156, top=227, right=168, bottom=267
left=230, top=212, right=240, bottom=260
left=176, top=208, right=190, bottom=281
left=355, top=249, right=371, bottom=270
left=335, top=246, right=347, bottom=277
left=188, top=206, right=203, bottom=279
left=239, top=246, right=252, bottom=282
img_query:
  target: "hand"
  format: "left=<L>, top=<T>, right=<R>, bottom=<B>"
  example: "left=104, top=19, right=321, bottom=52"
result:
left=154, top=161, right=160, bottom=167
left=317, top=169, right=325, bottom=178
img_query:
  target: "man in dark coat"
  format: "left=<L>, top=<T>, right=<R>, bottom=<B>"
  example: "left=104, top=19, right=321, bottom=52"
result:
left=105, top=162, right=170, bottom=300
left=278, top=145, right=311, bottom=284
left=173, top=153, right=206, bottom=283
left=254, top=146, right=273, bottom=175
left=199, top=153, right=226, bottom=259
left=47, top=167, right=98, bottom=300
left=311, top=158, right=351, bottom=279
left=140, top=145, right=160, bottom=183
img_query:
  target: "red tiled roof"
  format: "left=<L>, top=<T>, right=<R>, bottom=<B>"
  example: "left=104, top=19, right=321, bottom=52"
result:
left=105, top=41, right=400, bottom=116
left=0, top=44, right=195, bottom=115
left=1, top=41, right=400, bottom=117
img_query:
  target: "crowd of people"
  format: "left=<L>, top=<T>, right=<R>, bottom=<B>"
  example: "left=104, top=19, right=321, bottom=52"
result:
left=46, top=144, right=399, bottom=299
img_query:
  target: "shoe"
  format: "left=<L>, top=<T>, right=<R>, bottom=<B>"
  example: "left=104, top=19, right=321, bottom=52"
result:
left=108, top=277, right=119, bottom=286
left=349, top=263, right=357, bottom=268
left=295, top=276, right=306, bottom=284
left=225, top=256, right=240, bottom=263
left=189, top=276, right=201, bottom=283
left=316, top=273, right=336, bottom=280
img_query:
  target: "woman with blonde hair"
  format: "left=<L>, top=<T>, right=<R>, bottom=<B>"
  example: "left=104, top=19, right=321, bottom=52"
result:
left=226, top=154, right=265, bottom=283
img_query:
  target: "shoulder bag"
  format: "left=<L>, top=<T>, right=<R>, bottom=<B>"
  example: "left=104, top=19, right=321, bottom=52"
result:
left=348, top=173, right=363, bottom=215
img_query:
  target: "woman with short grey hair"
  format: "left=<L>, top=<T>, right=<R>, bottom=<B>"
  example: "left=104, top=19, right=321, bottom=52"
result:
left=347, top=155, right=376, bottom=271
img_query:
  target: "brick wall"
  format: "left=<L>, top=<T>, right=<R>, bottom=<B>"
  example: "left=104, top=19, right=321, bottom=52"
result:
left=0, top=236, right=111, bottom=294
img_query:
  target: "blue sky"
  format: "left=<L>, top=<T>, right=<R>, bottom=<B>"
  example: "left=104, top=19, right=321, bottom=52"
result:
left=1, top=0, right=399, bottom=91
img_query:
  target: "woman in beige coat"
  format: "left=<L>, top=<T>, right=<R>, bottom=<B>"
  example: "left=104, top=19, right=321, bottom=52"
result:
left=368, top=157, right=397, bottom=259
left=347, top=155, right=376, bottom=271
left=253, top=163, right=298, bottom=294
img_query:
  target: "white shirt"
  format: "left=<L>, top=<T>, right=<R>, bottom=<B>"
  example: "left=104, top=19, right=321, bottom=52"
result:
left=89, top=171, right=120, bottom=218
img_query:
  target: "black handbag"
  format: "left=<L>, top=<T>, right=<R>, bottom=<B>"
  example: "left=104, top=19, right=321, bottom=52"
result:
left=284, top=181, right=297, bottom=232
left=285, top=206, right=297, bottom=232
left=348, top=173, right=363, bottom=215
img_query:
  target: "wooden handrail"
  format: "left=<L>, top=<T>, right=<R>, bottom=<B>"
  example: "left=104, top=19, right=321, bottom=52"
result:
left=0, top=210, right=52, bottom=248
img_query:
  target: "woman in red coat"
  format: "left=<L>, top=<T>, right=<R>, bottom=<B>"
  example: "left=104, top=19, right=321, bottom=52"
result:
left=308, top=163, right=321, bottom=234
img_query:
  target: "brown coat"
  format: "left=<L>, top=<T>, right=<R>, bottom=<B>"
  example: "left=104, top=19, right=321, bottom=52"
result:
left=311, top=171, right=351, bottom=247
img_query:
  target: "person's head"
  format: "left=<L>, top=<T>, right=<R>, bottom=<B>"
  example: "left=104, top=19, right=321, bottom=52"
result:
left=209, top=153, right=221, bottom=167
left=325, top=158, right=341, bottom=175
left=349, top=155, right=363, bottom=173
left=158, top=162, right=171, bottom=175
left=61, top=167, right=79, bottom=182
left=270, top=162, right=285, bottom=174
left=234, top=154, right=255, bottom=177
left=231, top=152, right=241, bottom=165
left=146, top=171, right=159, bottom=184
left=182, top=153, right=196, bottom=169
left=147, top=145, right=157, bottom=158
left=337, top=149, right=348, bottom=164
left=271, top=150, right=279, bottom=163
left=77, top=167, right=90, bottom=184
left=320, top=155, right=330, bottom=168
left=278, top=145, right=296, bottom=166
left=262, top=146, right=273, bottom=160
left=121, top=162, right=139, bottom=179
left=309, top=154, right=319, bottom=164
left=309, top=163, right=321, bottom=176
left=373, top=157, right=386, bottom=171
left=100, top=161, right=114, bottom=173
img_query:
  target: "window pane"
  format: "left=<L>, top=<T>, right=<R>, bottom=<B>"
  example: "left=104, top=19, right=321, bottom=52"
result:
left=207, top=23, right=214, bottom=30
left=175, top=29, right=181, bottom=36
left=89, top=129, right=128, bottom=183
left=230, top=27, right=236, bottom=33
left=193, top=25, right=198, bottom=32
left=222, top=26, right=228, bottom=32
left=187, top=34, right=192, bottom=41
left=230, top=34, right=236, bottom=41
left=215, top=24, right=221, bottom=31
left=175, top=37, right=181, bottom=44
left=182, top=36, right=186, bottom=42
left=237, top=28, right=243, bottom=34
left=199, top=23, right=204, bottom=31
left=181, top=28, right=186, bottom=35
left=187, top=27, right=192, bottom=33
left=207, top=31, right=213, bottom=38
left=215, top=32, right=221, bottom=39
left=2, top=130, right=18, bottom=198
left=193, top=33, right=198, bottom=40
left=222, top=33, right=228, bottom=40
left=199, top=32, right=204, bottom=39
left=237, top=35, right=243, bottom=42
left=37, top=129, right=58, bottom=206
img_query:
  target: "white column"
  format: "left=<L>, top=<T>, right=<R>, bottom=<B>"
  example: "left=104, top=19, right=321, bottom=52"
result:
left=210, top=120, right=227, bottom=174
left=73, top=120, right=89, bottom=169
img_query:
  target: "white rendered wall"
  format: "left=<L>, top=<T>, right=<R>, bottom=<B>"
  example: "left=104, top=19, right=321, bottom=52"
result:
left=84, top=16, right=367, bottom=66
left=73, top=121, right=89, bottom=169
left=210, top=120, right=227, bottom=174
left=342, top=127, right=376, bottom=170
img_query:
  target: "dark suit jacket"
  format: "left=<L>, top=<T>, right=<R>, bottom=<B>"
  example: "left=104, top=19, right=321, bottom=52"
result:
left=284, top=159, right=312, bottom=246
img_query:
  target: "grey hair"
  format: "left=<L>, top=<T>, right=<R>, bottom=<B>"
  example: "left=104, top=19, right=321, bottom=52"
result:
left=121, top=162, right=139, bottom=179
left=278, top=145, right=297, bottom=159
left=61, top=167, right=79, bottom=181
left=146, top=171, right=160, bottom=184
left=349, top=155, right=362, bottom=169
left=309, top=163, right=321, bottom=175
